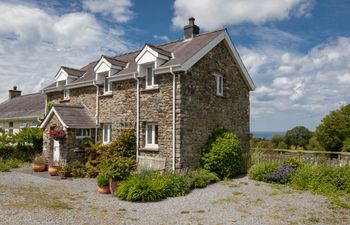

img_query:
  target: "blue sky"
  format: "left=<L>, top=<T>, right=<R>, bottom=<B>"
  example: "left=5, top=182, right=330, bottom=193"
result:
left=0, top=0, right=350, bottom=132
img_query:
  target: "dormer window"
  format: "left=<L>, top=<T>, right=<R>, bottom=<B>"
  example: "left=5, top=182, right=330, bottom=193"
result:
left=54, top=66, right=85, bottom=89
left=146, top=65, right=158, bottom=88
left=135, top=44, right=171, bottom=89
left=63, top=89, right=70, bottom=100
left=94, top=55, right=127, bottom=92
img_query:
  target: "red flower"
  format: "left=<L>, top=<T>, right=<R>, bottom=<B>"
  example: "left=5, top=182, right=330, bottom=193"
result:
left=48, top=130, right=66, bottom=140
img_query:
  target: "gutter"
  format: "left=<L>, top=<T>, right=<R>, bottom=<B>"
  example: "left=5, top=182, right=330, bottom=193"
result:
left=170, top=67, right=176, bottom=171
left=93, top=81, right=99, bottom=143
left=133, top=73, right=140, bottom=162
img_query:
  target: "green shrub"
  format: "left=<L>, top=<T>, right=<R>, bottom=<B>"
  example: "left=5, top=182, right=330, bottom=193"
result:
left=0, top=158, right=22, bottom=172
left=117, top=170, right=169, bottom=202
left=283, top=157, right=304, bottom=169
left=70, top=160, right=86, bottom=178
left=290, top=164, right=350, bottom=194
left=201, top=129, right=241, bottom=179
left=117, top=170, right=193, bottom=202
left=248, top=163, right=279, bottom=182
left=97, top=174, right=109, bottom=187
left=188, top=169, right=219, bottom=188
left=163, top=172, right=192, bottom=197
left=98, top=156, right=136, bottom=181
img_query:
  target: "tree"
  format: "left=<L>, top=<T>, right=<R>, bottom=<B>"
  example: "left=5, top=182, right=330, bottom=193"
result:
left=285, top=126, right=312, bottom=149
left=342, top=138, right=350, bottom=152
left=306, top=135, right=325, bottom=151
left=316, top=104, right=350, bottom=152
left=271, top=134, right=285, bottom=148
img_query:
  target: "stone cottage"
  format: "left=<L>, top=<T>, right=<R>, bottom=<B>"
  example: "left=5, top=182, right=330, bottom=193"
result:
left=40, top=18, right=255, bottom=171
left=0, top=86, right=45, bottom=135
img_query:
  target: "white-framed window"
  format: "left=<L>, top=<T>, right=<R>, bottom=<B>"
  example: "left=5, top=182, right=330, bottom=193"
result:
left=146, top=65, right=158, bottom=89
left=102, top=123, right=112, bottom=144
left=145, top=123, right=158, bottom=148
left=216, top=74, right=224, bottom=96
left=63, top=89, right=70, bottom=100
left=104, top=76, right=112, bottom=94
left=76, top=128, right=91, bottom=139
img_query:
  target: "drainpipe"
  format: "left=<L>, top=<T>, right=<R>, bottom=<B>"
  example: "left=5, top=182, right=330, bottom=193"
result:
left=170, top=67, right=176, bottom=171
left=133, top=73, right=140, bottom=162
left=93, top=81, right=99, bottom=143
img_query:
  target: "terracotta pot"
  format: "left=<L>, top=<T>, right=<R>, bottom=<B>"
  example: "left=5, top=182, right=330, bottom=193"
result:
left=32, top=163, right=46, bottom=172
left=98, top=186, right=111, bottom=194
left=48, top=166, right=61, bottom=176
left=109, top=180, right=119, bottom=196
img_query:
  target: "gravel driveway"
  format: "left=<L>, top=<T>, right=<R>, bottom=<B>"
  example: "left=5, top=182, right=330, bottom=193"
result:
left=0, top=167, right=349, bottom=225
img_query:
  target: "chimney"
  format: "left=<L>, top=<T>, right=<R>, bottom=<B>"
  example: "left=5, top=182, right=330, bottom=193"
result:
left=9, top=86, right=21, bottom=99
left=184, top=17, right=200, bottom=39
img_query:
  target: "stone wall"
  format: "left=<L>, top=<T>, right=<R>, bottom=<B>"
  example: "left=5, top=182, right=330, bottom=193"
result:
left=99, top=80, right=137, bottom=140
left=46, top=86, right=96, bottom=115
left=69, top=86, right=96, bottom=114
left=179, top=41, right=251, bottom=172
left=138, top=73, right=182, bottom=170
left=47, top=91, right=62, bottom=105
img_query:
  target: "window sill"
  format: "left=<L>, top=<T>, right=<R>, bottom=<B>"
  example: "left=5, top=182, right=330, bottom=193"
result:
left=140, top=146, right=159, bottom=152
left=99, top=93, right=113, bottom=97
left=60, top=99, right=70, bottom=103
left=142, top=86, right=159, bottom=92
left=216, top=94, right=224, bottom=98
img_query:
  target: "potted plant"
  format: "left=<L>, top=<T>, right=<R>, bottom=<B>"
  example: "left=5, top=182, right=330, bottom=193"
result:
left=97, top=173, right=110, bottom=194
left=48, top=129, right=66, bottom=141
left=100, top=157, right=136, bottom=195
left=48, top=164, right=61, bottom=176
left=32, top=155, right=46, bottom=172
left=59, top=164, right=71, bottom=179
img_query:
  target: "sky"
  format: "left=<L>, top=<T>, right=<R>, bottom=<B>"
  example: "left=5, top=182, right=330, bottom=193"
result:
left=0, top=0, right=350, bottom=132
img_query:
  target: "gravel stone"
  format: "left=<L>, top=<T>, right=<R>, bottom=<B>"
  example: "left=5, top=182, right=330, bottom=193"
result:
left=0, top=167, right=349, bottom=225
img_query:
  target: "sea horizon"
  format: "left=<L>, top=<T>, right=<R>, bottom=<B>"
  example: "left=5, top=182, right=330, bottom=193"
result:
left=252, top=131, right=286, bottom=140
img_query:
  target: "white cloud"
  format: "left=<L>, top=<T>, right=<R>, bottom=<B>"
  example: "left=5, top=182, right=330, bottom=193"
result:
left=172, top=0, right=314, bottom=30
left=241, top=36, right=350, bottom=131
left=82, top=0, right=133, bottom=23
left=153, top=35, right=170, bottom=43
left=337, top=73, right=350, bottom=84
left=0, top=2, right=136, bottom=101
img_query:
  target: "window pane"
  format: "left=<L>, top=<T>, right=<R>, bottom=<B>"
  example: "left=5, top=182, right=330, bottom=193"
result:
left=147, top=67, right=153, bottom=86
left=108, top=125, right=111, bottom=142
left=154, top=125, right=158, bottom=144
left=147, top=124, right=152, bottom=144
left=103, top=125, right=108, bottom=142
left=219, top=76, right=222, bottom=94
left=104, top=76, right=108, bottom=92
left=108, top=81, right=112, bottom=92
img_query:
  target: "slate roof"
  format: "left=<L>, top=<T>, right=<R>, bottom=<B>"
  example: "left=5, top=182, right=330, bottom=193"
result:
left=0, top=93, right=45, bottom=120
left=61, top=66, right=86, bottom=77
left=145, top=44, right=172, bottom=58
left=102, top=55, right=128, bottom=68
left=43, top=29, right=226, bottom=89
left=51, top=104, right=96, bottom=128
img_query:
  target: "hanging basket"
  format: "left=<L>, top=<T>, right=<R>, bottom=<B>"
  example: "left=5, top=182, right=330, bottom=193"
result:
left=48, top=130, right=66, bottom=141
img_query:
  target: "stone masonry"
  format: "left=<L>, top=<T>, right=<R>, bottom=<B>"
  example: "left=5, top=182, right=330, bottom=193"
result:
left=178, top=41, right=250, bottom=172
left=43, top=39, right=251, bottom=172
